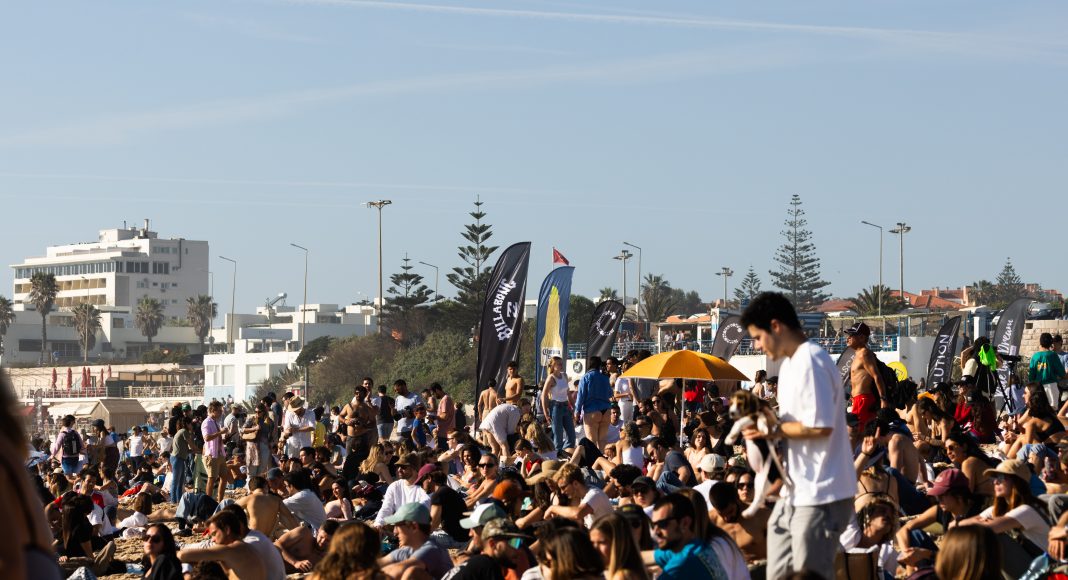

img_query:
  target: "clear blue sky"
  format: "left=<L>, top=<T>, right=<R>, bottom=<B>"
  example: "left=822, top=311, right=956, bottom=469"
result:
left=3, top=1, right=1066, bottom=314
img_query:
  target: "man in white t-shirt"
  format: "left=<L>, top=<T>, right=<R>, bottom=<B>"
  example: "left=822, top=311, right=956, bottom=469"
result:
left=693, top=453, right=725, bottom=506
left=282, top=397, right=315, bottom=458
left=478, top=402, right=521, bottom=457
left=741, top=292, right=857, bottom=579
left=545, top=463, right=612, bottom=528
left=128, top=425, right=146, bottom=469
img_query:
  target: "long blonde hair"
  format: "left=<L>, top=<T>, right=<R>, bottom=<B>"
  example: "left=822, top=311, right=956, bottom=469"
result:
left=525, top=421, right=555, bottom=454
left=360, top=442, right=388, bottom=474
left=591, top=513, right=649, bottom=580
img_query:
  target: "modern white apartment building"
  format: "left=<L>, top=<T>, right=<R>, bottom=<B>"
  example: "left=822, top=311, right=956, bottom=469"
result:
left=11, top=220, right=209, bottom=320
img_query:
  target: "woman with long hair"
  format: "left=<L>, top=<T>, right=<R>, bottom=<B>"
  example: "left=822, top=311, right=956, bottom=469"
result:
left=590, top=512, right=649, bottom=580
left=358, top=442, right=393, bottom=485
left=324, top=478, right=354, bottom=521
left=617, top=422, right=645, bottom=472
left=538, top=526, right=605, bottom=580
left=915, top=398, right=956, bottom=461
left=524, top=421, right=557, bottom=460
left=310, top=521, right=386, bottom=580
left=960, top=459, right=1051, bottom=552
left=934, top=525, right=1001, bottom=580
left=684, top=427, right=712, bottom=474
left=1008, top=383, right=1065, bottom=470
left=141, top=523, right=182, bottom=580
left=943, top=430, right=997, bottom=497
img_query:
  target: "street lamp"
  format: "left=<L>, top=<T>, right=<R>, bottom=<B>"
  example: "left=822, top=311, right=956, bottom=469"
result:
left=365, top=200, right=392, bottom=335
left=716, top=267, right=734, bottom=308
left=860, top=221, right=884, bottom=319
left=889, top=222, right=912, bottom=308
left=290, top=243, right=309, bottom=399
left=623, top=242, right=642, bottom=318
left=418, top=261, right=439, bottom=302
left=613, top=250, right=633, bottom=310
left=219, top=256, right=237, bottom=353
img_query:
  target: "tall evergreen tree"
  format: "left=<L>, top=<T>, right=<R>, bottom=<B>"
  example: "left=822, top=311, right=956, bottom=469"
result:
left=769, top=195, right=831, bottom=311
left=733, top=267, right=763, bottom=305
left=993, top=258, right=1026, bottom=308
left=445, top=197, right=499, bottom=334
left=385, top=253, right=434, bottom=341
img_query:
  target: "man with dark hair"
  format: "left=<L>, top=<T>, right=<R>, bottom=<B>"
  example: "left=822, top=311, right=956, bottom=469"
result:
left=219, top=504, right=287, bottom=580
left=274, top=519, right=338, bottom=573
left=503, top=361, right=525, bottom=404
left=179, top=510, right=267, bottom=580
left=235, top=475, right=299, bottom=536
left=431, top=382, right=456, bottom=449
left=845, top=322, right=891, bottom=432
left=381, top=502, right=454, bottom=578
left=52, top=414, right=83, bottom=475
left=1030, top=332, right=1066, bottom=406
left=645, top=436, right=695, bottom=491
left=282, top=470, right=326, bottom=531
left=651, top=493, right=727, bottom=577
left=420, top=465, right=468, bottom=548
left=740, top=292, right=856, bottom=578
left=394, top=379, right=419, bottom=441
left=202, top=401, right=227, bottom=503
left=708, top=482, right=769, bottom=562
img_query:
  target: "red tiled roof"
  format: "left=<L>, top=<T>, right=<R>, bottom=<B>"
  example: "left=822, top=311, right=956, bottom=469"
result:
left=816, top=299, right=856, bottom=313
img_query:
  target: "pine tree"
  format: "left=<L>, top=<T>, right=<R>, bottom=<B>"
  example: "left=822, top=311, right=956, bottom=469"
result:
left=385, top=253, right=434, bottom=340
left=445, top=197, right=499, bottom=334
left=993, top=258, right=1026, bottom=309
left=733, top=267, right=763, bottom=305
left=769, top=195, right=831, bottom=311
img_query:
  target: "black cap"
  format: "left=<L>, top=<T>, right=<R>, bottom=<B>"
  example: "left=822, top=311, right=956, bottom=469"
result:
left=845, top=322, right=871, bottom=336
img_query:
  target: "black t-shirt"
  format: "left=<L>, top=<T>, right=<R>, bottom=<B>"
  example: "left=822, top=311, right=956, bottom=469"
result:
left=63, top=519, right=93, bottom=558
left=431, top=487, right=468, bottom=542
left=377, top=396, right=396, bottom=423
left=665, top=450, right=696, bottom=485
left=577, top=438, right=603, bottom=469
left=441, top=554, right=505, bottom=580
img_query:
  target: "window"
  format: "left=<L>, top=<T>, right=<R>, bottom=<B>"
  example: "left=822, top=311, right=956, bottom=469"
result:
left=152, top=262, right=170, bottom=275
left=221, top=365, right=235, bottom=386
left=247, top=365, right=268, bottom=384
left=18, top=339, right=41, bottom=352
left=151, top=282, right=158, bottom=287
left=113, top=318, right=124, bottom=328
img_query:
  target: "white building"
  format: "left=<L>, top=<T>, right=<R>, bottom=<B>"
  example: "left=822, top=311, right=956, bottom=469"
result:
left=11, top=220, right=209, bottom=321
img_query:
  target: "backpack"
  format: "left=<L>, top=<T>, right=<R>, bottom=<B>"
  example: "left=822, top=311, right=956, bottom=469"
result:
left=61, top=430, right=83, bottom=456
left=873, top=359, right=907, bottom=410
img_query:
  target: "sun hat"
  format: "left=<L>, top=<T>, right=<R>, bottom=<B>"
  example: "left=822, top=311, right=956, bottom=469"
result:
left=983, top=459, right=1030, bottom=484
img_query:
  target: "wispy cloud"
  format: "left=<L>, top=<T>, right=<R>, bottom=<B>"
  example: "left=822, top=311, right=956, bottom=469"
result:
left=417, top=41, right=572, bottom=56
left=282, top=0, right=1068, bottom=60
left=182, top=12, right=327, bottom=45
left=0, top=45, right=799, bottom=147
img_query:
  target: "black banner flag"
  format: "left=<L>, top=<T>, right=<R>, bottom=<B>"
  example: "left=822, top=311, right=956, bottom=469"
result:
left=836, top=347, right=856, bottom=387
left=710, top=316, right=746, bottom=360
left=587, top=300, right=625, bottom=365
left=992, top=298, right=1032, bottom=395
left=475, top=242, right=532, bottom=402
left=926, top=316, right=962, bottom=387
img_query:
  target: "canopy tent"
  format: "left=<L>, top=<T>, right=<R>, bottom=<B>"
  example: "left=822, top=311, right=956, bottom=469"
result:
left=140, top=400, right=186, bottom=413
left=47, top=401, right=98, bottom=418
left=89, top=398, right=148, bottom=433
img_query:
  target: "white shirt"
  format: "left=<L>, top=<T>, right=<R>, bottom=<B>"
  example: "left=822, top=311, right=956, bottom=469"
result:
left=480, top=403, right=521, bottom=434
left=128, top=435, right=145, bottom=457
left=374, top=479, right=431, bottom=527
left=89, top=501, right=117, bottom=535
left=980, top=504, right=1050, bottom=551
left=158, top=434, right=172, bottom=455
left=605, top=421, right=621, bottom=445
left=117, top=511, right=148, bottom=530
left=693, top=478, right=719, bottom=506
left=245, top=530, right=287, bottom=580
left=613, top=377, right=632, bottom=400
left=395, top=393, right=418, bottom=432
left=778, top=340, right=857, bottom=506
left=710, top=536, right=751, bottom=579
left=285, top=412, right=315, bottom=450
left=283, top=489, right=327, bottom=532
left=580, top=487, right=613, bottom=529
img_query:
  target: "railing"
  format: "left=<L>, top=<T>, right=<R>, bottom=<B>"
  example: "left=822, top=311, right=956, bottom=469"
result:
left=15, top=386, right=108, bottom=399
left=124, top=385, right=203, bottom=398
left=567, top=335, right=900, bottom=359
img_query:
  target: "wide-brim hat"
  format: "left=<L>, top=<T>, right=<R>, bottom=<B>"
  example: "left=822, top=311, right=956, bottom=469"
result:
left=984, top=459, right=1030, bottom=484
left=524, top=460, right=561, bottom=486
left=289, top=397, right=306, bottom=409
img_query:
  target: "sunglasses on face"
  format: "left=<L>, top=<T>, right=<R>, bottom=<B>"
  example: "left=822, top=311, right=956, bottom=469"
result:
left=145, top=535, right=162, bottom=544
left=650, top=516, right=678, bottom=529
left=737, top=481, right=752, bottom=489
left=479, top=463, right=497, bottom=469
left=991, top=474, right=1006, bottom=483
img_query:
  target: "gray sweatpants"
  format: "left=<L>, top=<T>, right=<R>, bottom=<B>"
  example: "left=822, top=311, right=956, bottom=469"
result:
left=766, top=497, right=852, bottom=580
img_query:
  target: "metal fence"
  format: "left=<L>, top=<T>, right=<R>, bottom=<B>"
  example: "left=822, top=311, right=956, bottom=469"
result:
left=567, top=335, right=900, bottom=360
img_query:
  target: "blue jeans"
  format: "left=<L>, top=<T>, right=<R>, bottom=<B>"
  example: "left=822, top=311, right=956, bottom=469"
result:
left=61, top=456, right=80, bottom=476
left=170, top=455, right=188, bottom=503
left=549, top=401, right=576, bottom=451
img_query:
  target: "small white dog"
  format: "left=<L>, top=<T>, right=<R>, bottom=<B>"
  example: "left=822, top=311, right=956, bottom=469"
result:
left=724, top=390, right=792, bottom=518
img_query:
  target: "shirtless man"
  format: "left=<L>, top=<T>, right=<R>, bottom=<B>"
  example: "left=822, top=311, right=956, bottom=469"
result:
left=235, top=476, right=299, bottom=536
left=874, top=409, right=922, bottom=484
left=477, top=379, right=500, bottom=425
left=339, top=385, right=377, bottom=456
left=502, top=361, right=525, bottom=404
left=179, top=510, right=267, bottom=580
left=275, top=520, right=338, bottom=573
left=708, top=481, right=770, bottom=562
left=846, top=322, right=890, bottom=433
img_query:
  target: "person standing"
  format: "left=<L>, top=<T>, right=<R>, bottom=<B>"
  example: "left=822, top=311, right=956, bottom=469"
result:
left=202, top=401, right=227, bottom=503
left=52, top=414, right=84, bottom=475
left=282, top=397, right=315, bottom=459
left=1029, top=332, right=1066, bottom=407
left=576, top=356, right=613, bottom=451
left=371, top=384, right=396, bottom=442
left=432, top=383, right=455, bottom=449
left=541, top=356, right=576, bottom=452
left=845, top=322, right=891, bottom=432
left=169, top=416, right=192, bottom=503
left=741, top=292, right=857, bottom=579
left=609, top=357, right=635, bottom=424
left=393, top=379, right=419, bottom=442
left=502, top=361, right=525, bottom=404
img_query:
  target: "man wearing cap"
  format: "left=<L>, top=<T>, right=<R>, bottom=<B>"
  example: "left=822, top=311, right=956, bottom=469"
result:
left=457, top=501, right=508, bottom=555
left=380, top=502, right=454, bottom=578
left=846, top=322, right=891, bottom=432
left=282, top=396, right=315, bottom=458
left=375, top=453, right=431, bottom=528
left=693, top=453, right=726, bottom=506
left=442, top=518, right=533, bottom=580
left=420, top=466, right=469, bottom=549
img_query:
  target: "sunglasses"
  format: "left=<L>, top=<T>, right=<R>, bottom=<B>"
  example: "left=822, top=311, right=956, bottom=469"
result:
left=507, top=537, right=524, bottom=549
left=144, top=535, right=162, bottom=544
left=991, top=474, right=1006, bottom=483
left=650, top=516, right=678, bottom=530
left=737, top=481, right=752, bottom=489
left=479, top=463, right=497, bottom=469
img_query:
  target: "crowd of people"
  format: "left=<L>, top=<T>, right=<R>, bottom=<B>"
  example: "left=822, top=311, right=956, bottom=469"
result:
left=7, top=291, right=1068, bottom=578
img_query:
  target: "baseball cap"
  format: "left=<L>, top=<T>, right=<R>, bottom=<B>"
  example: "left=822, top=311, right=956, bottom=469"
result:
left=845, top=322, right=871, bottom=336
left=699, top=454, right=726, bottom=473
left=460, top=501, right=508, bottom=529
left=984, top=459, right=1031, bottom=484
left=480, top=517, right=532, bottom=542
left=266, top=468, right=283, bottom=480
left=413, top=464, right=436, bottom=485
left=383, top=502, right=431, bottom=526
left=630, top=476, right=656, bottom=492
left=927, top=468, right=970, bottom=497
left=492, top=480, right=523, bottom=503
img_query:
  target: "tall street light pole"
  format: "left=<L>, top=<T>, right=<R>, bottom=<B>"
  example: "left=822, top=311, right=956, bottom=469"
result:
left=614, top=250, right=633, bottom=311
left=418, top=261, right=439, bottom=302
left=366, top=200, right=392, bottom=335
left=219, top=256, right=237, bottom=353
left=716, top=267, right=734, bottom=308
left=889, top=222, right=911, bottom=308
left=290, top=243, right=309, bottom=399
left=623, top=242, right=642, bottom=319
left=860, top=221, right=884, bottom=319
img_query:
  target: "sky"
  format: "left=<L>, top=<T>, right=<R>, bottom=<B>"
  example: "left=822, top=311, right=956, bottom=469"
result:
left=3, top=1, right=1067, bottom=315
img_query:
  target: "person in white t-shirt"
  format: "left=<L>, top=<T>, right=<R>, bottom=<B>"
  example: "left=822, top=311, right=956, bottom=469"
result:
left=959, top=458, right=1051, bottom=552
left=741, top=292, right=857, bottom=579
left=544, top=463, right=612, bottom=528
left=128, top=425, right=146, bottom=468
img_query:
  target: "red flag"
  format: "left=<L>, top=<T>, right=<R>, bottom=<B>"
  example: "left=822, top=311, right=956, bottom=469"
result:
left=552, top=247, right=570, bottom=266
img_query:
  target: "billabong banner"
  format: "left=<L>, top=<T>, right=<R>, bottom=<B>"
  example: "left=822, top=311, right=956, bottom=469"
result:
left=710, top=316, right=746, bottom=360
left=475, top=242, right=532, bottom=403
left=926, top=316, right=962, bottom=387
left=587, top=300, right=625, bottom=365
left=534, top=266, right=575, bottom=387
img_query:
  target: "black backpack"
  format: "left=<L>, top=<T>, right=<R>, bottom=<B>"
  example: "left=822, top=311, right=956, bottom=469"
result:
left=874, top=359, right=910, bottom=410
left=61, top=430, right=82, bottom=456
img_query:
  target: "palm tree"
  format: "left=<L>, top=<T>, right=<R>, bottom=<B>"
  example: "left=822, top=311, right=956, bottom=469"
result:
left=851, top=285, right=907, bottom=316
left=0, top=295, right=14, bottom=355
left=597, top=287, right=619, bottom=303
left=71, top=303, right=101, bottom=362
left=28, top=272, right=58, bottom=364
left=135, top=296, right=165, bottom=348
left=186, top=295, right=217, bottom=353
left=639, top=274, right=679, bottom=324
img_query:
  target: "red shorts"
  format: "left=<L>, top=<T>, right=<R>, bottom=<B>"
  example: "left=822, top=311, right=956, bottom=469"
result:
left=851, top=393, right=878, bottom=432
